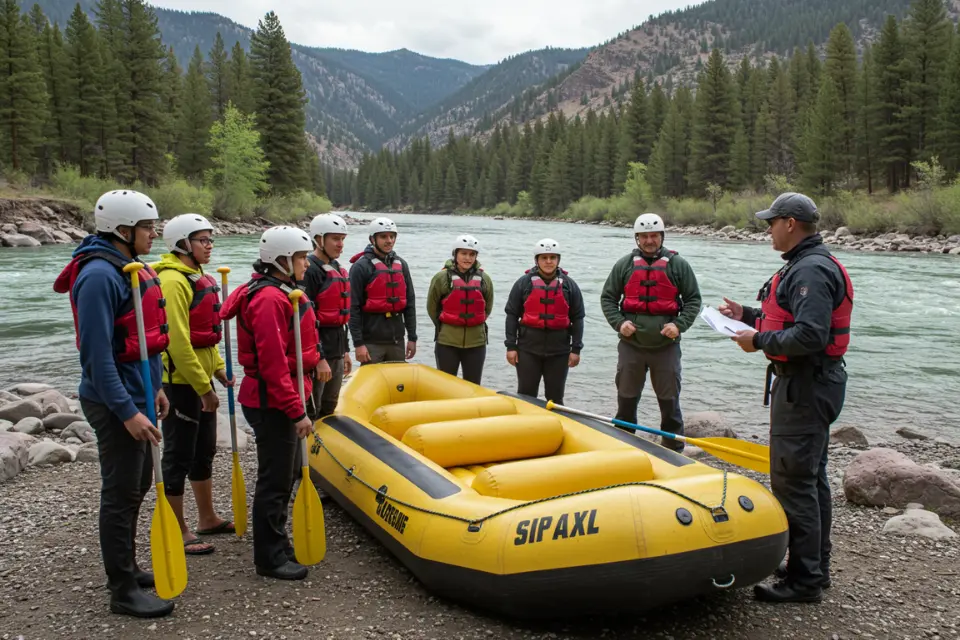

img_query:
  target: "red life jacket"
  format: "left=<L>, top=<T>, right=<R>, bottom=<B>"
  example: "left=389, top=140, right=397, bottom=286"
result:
left=185, top=272, right=222, bottom=348
left=439, top=269, right=486, bottom=327
left=755, top=252, right=854, bottom=362
left=621, top=251, right=681, bottom=316
left=54, top=251, right=169, bottom=362
left=520, top=272, right=570, bottom=330
left=312, top=261, right=351, bottom=326
left=363, top=257, right=406, bottom=314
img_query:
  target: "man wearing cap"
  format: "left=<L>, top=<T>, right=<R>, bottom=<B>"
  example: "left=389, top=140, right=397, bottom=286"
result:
left=600, top=213, right=702, bottom=453
left=720, top=192, right=854, bottom=604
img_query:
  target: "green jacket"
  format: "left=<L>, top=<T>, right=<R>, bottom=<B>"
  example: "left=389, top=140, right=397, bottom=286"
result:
left=600, top=247, right=702, bottom=350
left=426, top=259, right=494, bottom=349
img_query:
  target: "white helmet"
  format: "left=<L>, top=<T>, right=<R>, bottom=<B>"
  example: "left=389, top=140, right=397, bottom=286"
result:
left=309, top=214, right=348, bottom=246
left=163, top=213, right=214, bottom=254
left=634, top=213, right=665, bottom=234
left=259, top=225, right=312, bottom=276
left=94, top=190, right=159, bottom=241
left=368, top=216, right=398, bottom=237
left=534, top=238, right=560, bottom=257
left=451, top=234, right=480, bottom=255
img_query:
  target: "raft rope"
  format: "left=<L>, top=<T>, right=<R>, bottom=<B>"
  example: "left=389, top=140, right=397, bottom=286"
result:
left=311, top=436, right=729, bottom=531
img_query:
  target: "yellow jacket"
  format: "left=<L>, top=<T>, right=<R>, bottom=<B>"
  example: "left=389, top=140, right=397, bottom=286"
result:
left=152, top=253, right=226, bottom=396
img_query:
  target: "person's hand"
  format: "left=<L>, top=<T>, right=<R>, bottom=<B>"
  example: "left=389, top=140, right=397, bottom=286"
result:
left=356, top=345, right=371, bottom=363
left=619, top=321, right=637, bottom=337
left=200, top=389, right=220, bottom=412
left=732, top=329, right=759, bottom=353
left=124, top=412, right=161, bottom=445
left=294, top=416, right=313, bottom=438
left=660, top=323, right=679, bottom=340
left=214, top=369, right=234, bottom=388
left=568, top=353, right=580, bottom=368
left=343, top=353, right=353, bottom=376
left=506, top=350, right=519, bottom=366
left=405, top=341, right=417, bottom=359
left=315, top=359, right=332, bottom=382
left=156, top=388, right=170, bottom=420
left=719, top=297, right=743, bottom=321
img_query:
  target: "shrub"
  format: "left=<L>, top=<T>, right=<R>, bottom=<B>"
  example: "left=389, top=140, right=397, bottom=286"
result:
left=142, top=179, right=214, bottom=218
left=257, top=190, right=331, bottom=222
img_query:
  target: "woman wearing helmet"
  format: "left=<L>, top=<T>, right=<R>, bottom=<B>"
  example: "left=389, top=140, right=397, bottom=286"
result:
left=53, top=190, right=174, bottom=618
left=153, top=214, right=234, bottom=555
left=426, top=234, right=494, bottom=384
left=503, top=238, right=585, bottom=405
left=219, top=226, right=320, bottom=581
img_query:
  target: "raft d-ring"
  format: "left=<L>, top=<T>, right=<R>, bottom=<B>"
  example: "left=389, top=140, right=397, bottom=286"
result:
left=346, top=465, right=356, bottom=480
left=711, top=574, right=736, bottom=589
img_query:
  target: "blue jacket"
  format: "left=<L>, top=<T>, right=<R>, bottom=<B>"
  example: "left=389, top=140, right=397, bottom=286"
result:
left=66, top=235, right=162, bottom=422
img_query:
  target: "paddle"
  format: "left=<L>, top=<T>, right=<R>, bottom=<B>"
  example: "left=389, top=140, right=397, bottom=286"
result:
left=545, top=400, right=770, bottom=474
left=288, top=289, right=326, bottom=565
left=216, top=267, right=247, bottom=538
left=122, top=262, right=188, bottom=599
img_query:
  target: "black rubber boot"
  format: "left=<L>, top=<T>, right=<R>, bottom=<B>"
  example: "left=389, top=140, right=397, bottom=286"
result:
left=110, top=585, right=175, bottom=618
left=774, top=559, right=831, bottom=588
left=754, top=580, right=822, bottom=603
left=133, top=567, right=155, bottom=589
left=256, top=561, right=308, bottom=580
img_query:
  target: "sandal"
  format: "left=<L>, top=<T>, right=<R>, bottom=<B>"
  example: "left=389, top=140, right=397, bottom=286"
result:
left=184, top=537, right=215, bottom=555
left=196, top=520, right=235, bottom=536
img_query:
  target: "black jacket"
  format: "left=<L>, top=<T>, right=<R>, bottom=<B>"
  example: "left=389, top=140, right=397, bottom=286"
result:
left=504, top=268, right=585, bottom=357
left=743, top=234, right=849, bottom=364
left=348, top=245, right=418, bottom=347
left=301, top=254, right=350, bottom=360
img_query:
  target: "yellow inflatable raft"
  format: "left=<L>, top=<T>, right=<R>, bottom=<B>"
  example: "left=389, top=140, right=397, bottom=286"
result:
left=308, top=363, right=787, bottom=618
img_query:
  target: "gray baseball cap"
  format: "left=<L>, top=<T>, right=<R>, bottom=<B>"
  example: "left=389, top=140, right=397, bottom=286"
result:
left=756, top=192, right=820, bottom=222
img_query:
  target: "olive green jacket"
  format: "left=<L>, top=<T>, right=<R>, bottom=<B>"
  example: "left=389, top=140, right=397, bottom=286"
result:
left=426, top=259, right=494, bottom=349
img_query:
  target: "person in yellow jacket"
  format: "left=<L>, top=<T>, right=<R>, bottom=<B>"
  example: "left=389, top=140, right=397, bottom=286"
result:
left=154, top=214, right=234, bottom=555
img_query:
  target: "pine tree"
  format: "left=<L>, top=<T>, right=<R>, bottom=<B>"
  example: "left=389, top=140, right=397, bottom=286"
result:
left=935, top=25, right=960, bottom=174
left=37, top=21, right=70, bottom=173
left=873, top=15, right=911, bottom=191
left=161, top=46, right=182, bottom=155
left=208, top=32, right=230, bottom=121
left=250, top=11, right=308, bottom=193
left=94, top=0, right=124, bottom=178
left=443, top=162, right=459, bottom=209
left=902, top=0, right=953, bottom=160
left=688, top=49, right=737, bottom=192
left=177, top=46, right=211, bottom=180
left=648, top=95, right=690, bottom=199
left=857, top=44, right=880, bottom=193
left=765, top=57, right=796, bottom=176
left=545, top=138, right=571, bottom=213
left=27, top=3, right=45, bottom=33
left=799, top=74, right=842, bottom=194
left=825, top=23, right=859, bottom=178
left=63, top=4, right=104, bottom=175
left=0, top=0, right=48, bottom=174
left=227, top=41, right=254, bottom=115
left=728, top=121, right=751, bottom=191
left=613, top=80, right=653, bottom=192
left=752, top=101, right=773, bottom=184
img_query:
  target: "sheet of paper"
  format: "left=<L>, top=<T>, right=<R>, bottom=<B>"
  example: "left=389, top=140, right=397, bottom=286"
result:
left=700, top=305, right=754, bottom=336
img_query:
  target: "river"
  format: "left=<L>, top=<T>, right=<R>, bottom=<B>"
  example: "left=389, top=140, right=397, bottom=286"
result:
left=1, top=212, right=957, bottom=440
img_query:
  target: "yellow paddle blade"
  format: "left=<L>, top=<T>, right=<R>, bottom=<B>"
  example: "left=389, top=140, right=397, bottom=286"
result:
left=150, top=484, right=188, bottom=599
left=686, top=436, right=771, bottom=474
left=292, top=467, right=326, bottom=565
left=231, top=451, right=248, bottom=538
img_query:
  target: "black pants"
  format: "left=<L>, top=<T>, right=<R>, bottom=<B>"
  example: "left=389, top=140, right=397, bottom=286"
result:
left=242, top=405, right=298, bottom=569
left=81, top=399, right=153, bottom=595
left=308, top=357, right=345, bottom=419
left=160, top=383, right=217, bottom=496
left=363, top=343, right=405, bottom=364
left=769, top=365, right=846, bottom=589
left=435, top=344, right=486, bottom=385
left=614, top=341, right=684, bottom=450
left=516, top=350, right=569, bottom=405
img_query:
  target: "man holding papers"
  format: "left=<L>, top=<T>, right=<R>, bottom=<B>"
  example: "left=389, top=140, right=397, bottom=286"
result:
left=720, top=192, right=854, bottom=605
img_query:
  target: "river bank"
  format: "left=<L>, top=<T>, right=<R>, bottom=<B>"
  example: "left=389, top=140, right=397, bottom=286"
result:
left=2, top=377, right=959, bottom=639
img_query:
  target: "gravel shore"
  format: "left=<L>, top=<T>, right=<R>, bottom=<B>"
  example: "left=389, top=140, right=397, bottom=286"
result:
left=2, top=433, right=958, bottom=640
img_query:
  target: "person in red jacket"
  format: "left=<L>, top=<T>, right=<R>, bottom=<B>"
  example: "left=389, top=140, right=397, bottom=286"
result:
left=219, top=225, right=320, bottom=581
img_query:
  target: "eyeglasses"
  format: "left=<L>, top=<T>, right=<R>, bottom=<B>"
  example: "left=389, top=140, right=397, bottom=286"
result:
left=135, top=222, right=156, bottom=232
left=191, top=237, right=215, bottom=247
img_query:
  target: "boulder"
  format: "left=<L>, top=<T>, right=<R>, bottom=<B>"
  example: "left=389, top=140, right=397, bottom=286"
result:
left=216, top=412, right=248, bottom=450
left=0, top=432, right=30, bottom=482
left=719, top=225, right=736, bottom=235
left=835, top=226, right=854, bottom=238
left=75, top=444, right=99, bottom=463
left=5, top=382, right=54, bottom=396
left=896, top=426, right=929, bottom=440
left=0, top=390, right=21, bottom=402
left=0, top=399, right=44, bottom=423
left=27, top=440, right=73, bottom=466
left=17, top=221, right=55, bottom=244
left=43, top=412, right=87, bottom=431
left=950, top=247, right=960, bottom=255
left=882, top=507, right=958, bottom=540
left=683, top=411, right=738, bottom=439
left=63, top=226, right=87, bottom=241
left=1, top=233, right=42, bottom=248
left=843, top=448, right=960, bottom=517
left=12, top=417, right=44, bottom=435
left=51, top=229, right=73, bottom=244
left=22, top=389, right=72, bottom=415
left=0, top=223, right=16, bottom=234
left=0, top=419, right=13, bottom=432
left=61, top=420, right=95, bottom=443
left=831, top=425, right=868, bottom=447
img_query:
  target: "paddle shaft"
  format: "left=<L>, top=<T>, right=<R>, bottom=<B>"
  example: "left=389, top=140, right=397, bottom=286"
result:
left=127, top=265, right=164, bottom=483
left=217, top=269, right=239, bottom=453
left=290, top=291, right=310, bottom=465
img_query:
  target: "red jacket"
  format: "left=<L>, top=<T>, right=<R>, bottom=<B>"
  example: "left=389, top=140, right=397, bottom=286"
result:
left=220, top=273, right=321, bottom=421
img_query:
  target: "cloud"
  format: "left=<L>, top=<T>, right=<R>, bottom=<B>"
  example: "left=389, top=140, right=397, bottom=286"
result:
left=150, top=0, right=696, bottom=65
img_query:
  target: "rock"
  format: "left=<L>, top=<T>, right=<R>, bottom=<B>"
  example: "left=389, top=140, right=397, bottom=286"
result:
left=22, top=389, right=72, bottom=414
left=0, top=419, right=13, bottom=432
left=896, top=426, right=929, bottom=440
left=63, top=436, right=82, bottom=445
left=0, top=222, right=16, bottom=234
left=881, top=506, right=901, bottom=515
left=216, top=412, right=248, bottom=450
left=683, top=411, right=738, bottom=439
left=0, top=399, right=44, bottom=423
left=882, top=507, right=958, bottom=540
left=950, top=247, right=960, bottom=255
left=719, top=225, right=736, bottom=234
left=62, top=226, right=87, bottom=241
left=835, top=226, right=853, bottom=237
left=831, top=425, right=868, bottom=447
left=17, top=221, right=56, bottom=244
left=75, top=445, right=99, bottom=463
left=5, top=382, right=54, bottom=396
left=50, top=229, right=73, bottom=244
left=27, top=440, right=73, bottom=466
left=0, top=432, right=30, bottom=482
left=1, top=233, right=42, bottom=247
left=0, top=389, right=22, bottom=402
left=934, top=436, right=958, bottom=448
left=843, top=448, right=960, bottom=517
left=12, top=417, right=44, bottom=435
left=43, top=412, right=87, bottom=431
left=947, top=234, right=960, bottom=244
left=61, top=420, right=95, bottom=443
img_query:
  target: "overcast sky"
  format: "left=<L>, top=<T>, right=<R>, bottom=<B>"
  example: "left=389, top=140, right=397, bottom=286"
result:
left=150, top=0, right=698, bottom=65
